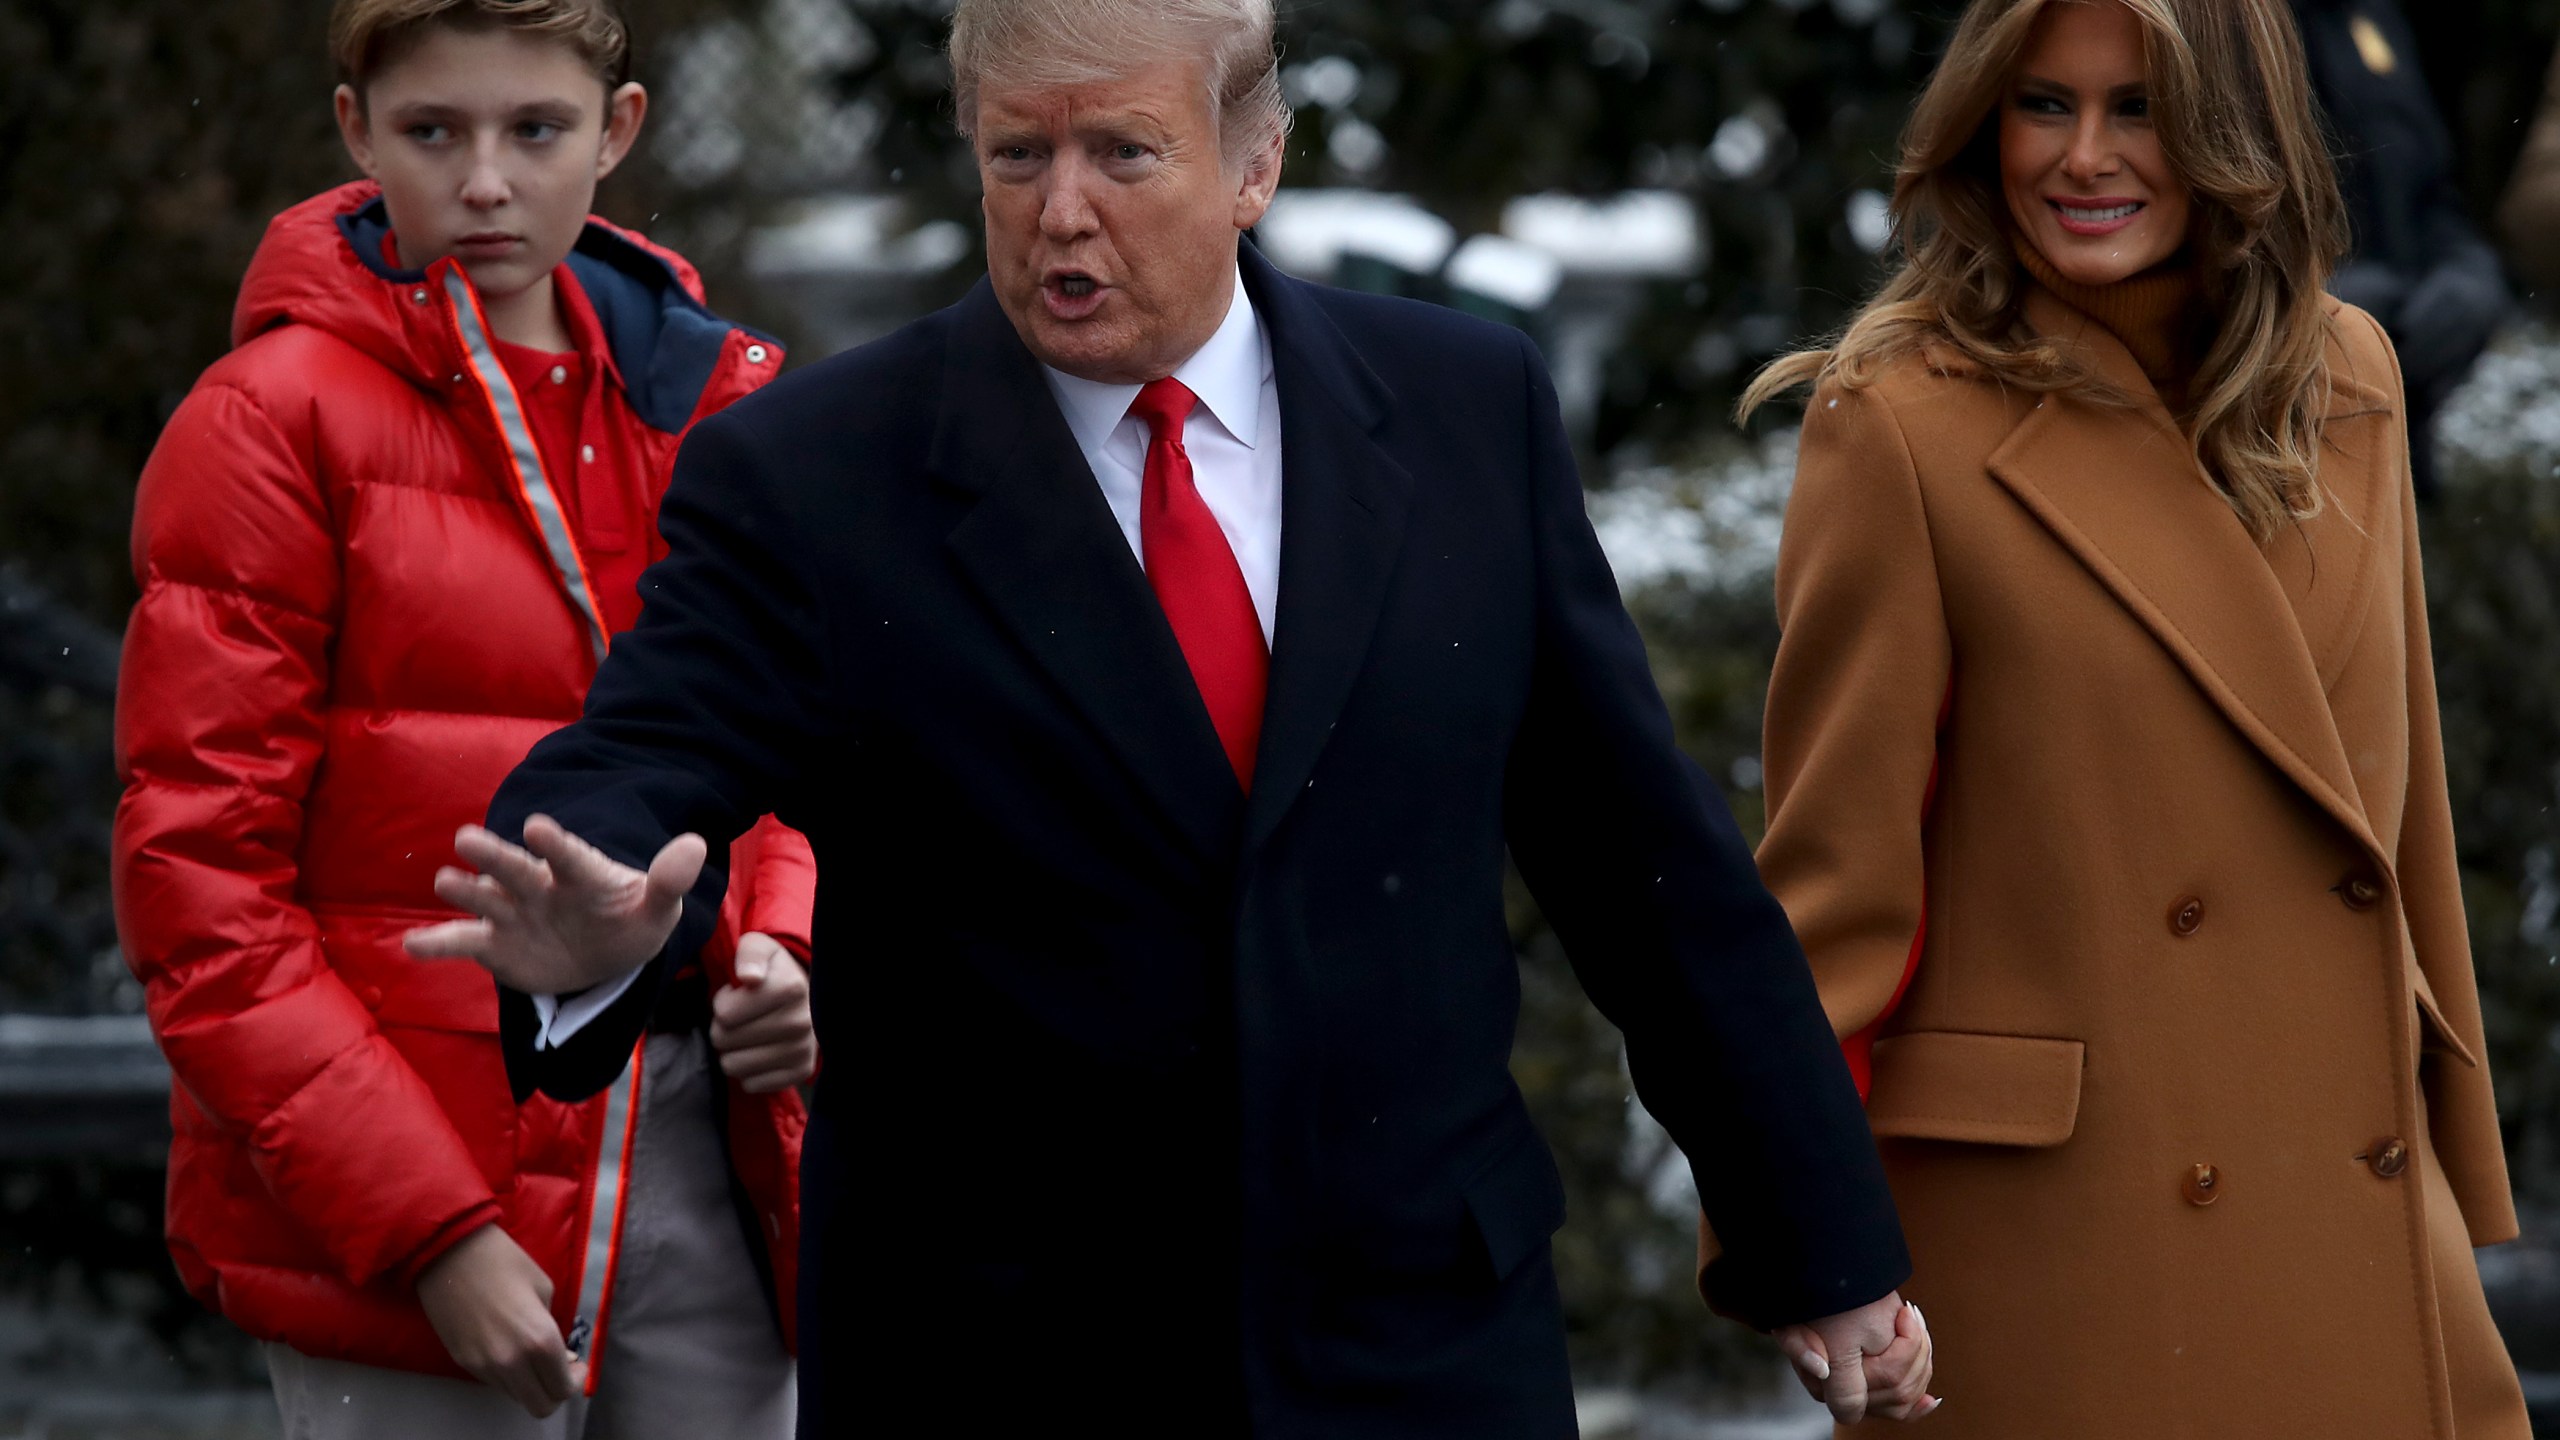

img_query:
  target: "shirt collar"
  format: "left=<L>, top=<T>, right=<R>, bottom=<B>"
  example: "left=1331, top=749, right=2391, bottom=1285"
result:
left=1042, top=267, right=1267, bottom=454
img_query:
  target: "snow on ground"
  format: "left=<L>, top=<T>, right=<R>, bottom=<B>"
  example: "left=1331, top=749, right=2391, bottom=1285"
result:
left=2437, top=321, right=2560, bottom=476
left=1588, top=430, right=1797, bottom=597
left=1593, top=319, right=2560, bottom=603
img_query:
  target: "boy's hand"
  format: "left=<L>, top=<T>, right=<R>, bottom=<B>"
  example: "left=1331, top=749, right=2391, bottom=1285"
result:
left=1774, top=1292, right=1940, bottom=1422
left=711, top=933, right=817, bottom=1093
left=415, top=1225, right=584, bottom=1416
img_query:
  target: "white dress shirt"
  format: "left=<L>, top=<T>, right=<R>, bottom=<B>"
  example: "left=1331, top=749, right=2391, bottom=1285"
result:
left=1040, top=268, right=1284, bottom=642
left=532, top=268, right=1286, bottom=1051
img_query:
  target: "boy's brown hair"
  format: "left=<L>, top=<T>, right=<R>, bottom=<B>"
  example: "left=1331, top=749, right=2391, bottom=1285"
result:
left=330, top=0, right=632, bottom=96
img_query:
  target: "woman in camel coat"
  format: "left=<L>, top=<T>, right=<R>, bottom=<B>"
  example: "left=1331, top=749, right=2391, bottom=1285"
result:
left=1724, top=0, right=2528, bottom=1433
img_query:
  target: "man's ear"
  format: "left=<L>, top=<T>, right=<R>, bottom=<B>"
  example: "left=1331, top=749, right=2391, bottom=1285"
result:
left=1231, top=128, right=1285, bottom=232
left=595, top=82, right=649, bottom=181
left=334, top=83, right=377, bottom=177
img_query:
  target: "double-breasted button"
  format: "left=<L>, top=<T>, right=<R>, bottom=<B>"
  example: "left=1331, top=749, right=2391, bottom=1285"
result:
left=2168, top=897, right=2205, bottom=936
left=2339, top=875, right=2383, bottom=911
left=2183, top=1163, right=2222, bottom=1205
left=2369, top=1137, right=2410, bottom=1178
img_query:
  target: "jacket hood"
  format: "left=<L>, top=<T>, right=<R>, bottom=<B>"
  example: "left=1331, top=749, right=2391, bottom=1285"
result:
left=232, top=180, right=771, bottom=433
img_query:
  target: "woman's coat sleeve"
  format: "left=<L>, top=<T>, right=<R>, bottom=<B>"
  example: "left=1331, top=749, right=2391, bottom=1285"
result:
left=1757, top=380, right=1956, bottom=1096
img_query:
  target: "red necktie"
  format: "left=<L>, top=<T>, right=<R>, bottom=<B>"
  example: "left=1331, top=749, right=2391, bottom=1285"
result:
left=1130, top=377, right=1268, bottom=788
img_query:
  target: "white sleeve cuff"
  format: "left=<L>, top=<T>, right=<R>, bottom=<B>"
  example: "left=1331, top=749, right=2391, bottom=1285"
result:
left=529, top=965, right=648, bottom=1050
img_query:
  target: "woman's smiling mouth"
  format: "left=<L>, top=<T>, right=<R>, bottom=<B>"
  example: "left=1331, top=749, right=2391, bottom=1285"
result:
left=2048, top=197, right=2146, bottom=236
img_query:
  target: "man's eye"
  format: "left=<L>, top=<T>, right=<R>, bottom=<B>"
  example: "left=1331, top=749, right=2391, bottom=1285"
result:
left=406, top=123, right=451, bottom=143
left=1113, top=144, right=1148, bottom=161
left=519, top=122, right=564, bottom=142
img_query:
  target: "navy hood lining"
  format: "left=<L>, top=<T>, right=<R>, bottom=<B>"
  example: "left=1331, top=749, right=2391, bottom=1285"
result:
left=334, top=194, right=773, bottom=433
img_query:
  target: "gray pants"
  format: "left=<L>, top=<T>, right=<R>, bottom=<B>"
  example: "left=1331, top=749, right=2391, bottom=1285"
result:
left=267, top=1032, right=794, bottom=1440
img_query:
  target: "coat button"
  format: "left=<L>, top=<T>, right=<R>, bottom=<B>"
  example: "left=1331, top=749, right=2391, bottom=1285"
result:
left=2369, top=1137, right=2410, bottom=1177
left=2183, top=1163, right=2221, bottom=1205
left=548, top=365, right=569, bottom=385
left=746, top=343, right=769, bottom=364
left=2340, top=875, right=2383, bottom=910
left=2168, top=897, right=2205, bottom=936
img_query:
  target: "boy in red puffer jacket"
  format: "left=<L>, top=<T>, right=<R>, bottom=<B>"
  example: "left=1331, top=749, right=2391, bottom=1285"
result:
left=112, top=2, right=812, bottom=1434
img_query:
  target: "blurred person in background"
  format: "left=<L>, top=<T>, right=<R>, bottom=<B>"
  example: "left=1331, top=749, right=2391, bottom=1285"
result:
left=1737, top=0, right=2525, bottom=1434
left=2293, top=0, right=2511, bottom=500
left=110, top=0, right=816, bottom=1434
left=2494, top=38, right=2560, bottom=295
left=405, top=0, right=1940, bottom=1431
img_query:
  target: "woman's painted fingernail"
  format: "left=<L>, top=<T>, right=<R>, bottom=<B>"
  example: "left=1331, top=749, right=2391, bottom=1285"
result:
left=1804, top=1352, right=1831, bottom=1382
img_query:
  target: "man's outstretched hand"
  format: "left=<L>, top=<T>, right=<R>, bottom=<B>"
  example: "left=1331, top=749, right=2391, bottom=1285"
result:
left=1774, top=1290, right=1939, bottom=1423
left=403, top=815, right=706, bottom=995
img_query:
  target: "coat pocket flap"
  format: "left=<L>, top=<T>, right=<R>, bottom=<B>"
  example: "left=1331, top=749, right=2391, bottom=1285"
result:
left=1866, top=1031, right=2085, bottom=1148
left=2411, top=966, right=2482, bottom=1069
left=1462, top=1125, right=1568, bottom=1282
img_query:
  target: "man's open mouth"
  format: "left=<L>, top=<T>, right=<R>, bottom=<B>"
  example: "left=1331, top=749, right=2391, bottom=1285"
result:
left=1058, top=274, right=1097, bottom=298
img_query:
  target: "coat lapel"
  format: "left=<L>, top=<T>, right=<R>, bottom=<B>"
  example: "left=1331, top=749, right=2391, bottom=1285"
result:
left=934, top=280, right=1244, bottom=859
left=1236, top=244, right=1416, bottom=853
left=1984, top=289, right=2384, bottom=856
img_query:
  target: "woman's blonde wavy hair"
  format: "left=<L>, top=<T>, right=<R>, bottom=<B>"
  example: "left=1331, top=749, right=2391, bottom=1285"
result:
left=1739, top=0, right=2350, bottom=539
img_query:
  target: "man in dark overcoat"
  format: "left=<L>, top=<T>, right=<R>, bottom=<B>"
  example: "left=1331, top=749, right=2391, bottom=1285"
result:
left=406, top=0, right=1932, bottom=1431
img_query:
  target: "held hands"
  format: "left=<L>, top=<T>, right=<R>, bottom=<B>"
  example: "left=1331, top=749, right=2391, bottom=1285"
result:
left=415, top=1225, right=584, bottom=1416
left=404, top=815, right=705, bottom=994
left=1774, top=1291, right=1940, bottom=1423
left=712, top=933, right=818, bottom=1093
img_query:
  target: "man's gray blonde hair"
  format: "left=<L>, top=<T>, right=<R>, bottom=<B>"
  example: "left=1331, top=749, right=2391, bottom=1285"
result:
left=948, top=0, right=1294, bottom=165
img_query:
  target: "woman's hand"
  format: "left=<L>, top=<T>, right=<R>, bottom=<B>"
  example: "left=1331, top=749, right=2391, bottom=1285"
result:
left=711, top=933, right=817, bottom=1093
left=1774, top=1292, right=1940, bottom=1422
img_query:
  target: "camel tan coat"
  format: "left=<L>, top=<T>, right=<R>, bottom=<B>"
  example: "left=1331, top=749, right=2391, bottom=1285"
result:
left=1736, top=290, right=2527, bottom=1438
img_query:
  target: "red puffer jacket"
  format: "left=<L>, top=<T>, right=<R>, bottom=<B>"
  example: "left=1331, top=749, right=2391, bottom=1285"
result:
left=113, top=180, right=808, bottom=1376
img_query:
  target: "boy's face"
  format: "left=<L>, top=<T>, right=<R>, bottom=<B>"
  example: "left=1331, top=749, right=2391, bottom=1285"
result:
left=335, top=26, right=647, bottom=302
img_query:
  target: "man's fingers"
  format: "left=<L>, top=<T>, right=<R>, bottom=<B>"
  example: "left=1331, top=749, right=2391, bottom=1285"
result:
left=431, top=867, right=522, bottom=926
left=519, top=814, right=633, bottom=894
left=642, top=831, right=709, bottom=906
left=1865, top=1333, right=1931, bottom=1414
left=1820, top=1341, right=1871, bottom=1424
left=452, top=825, right=554, bottom=897
left=403, top=917, right=497, bottom=960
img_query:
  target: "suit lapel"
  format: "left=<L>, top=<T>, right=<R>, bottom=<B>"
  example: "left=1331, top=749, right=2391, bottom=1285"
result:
left=1985, top=290, right=2383, bottom=855
left=934, top=281, right=1244, bottom=859
left=1236, top=245, right=1416, bottom=853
